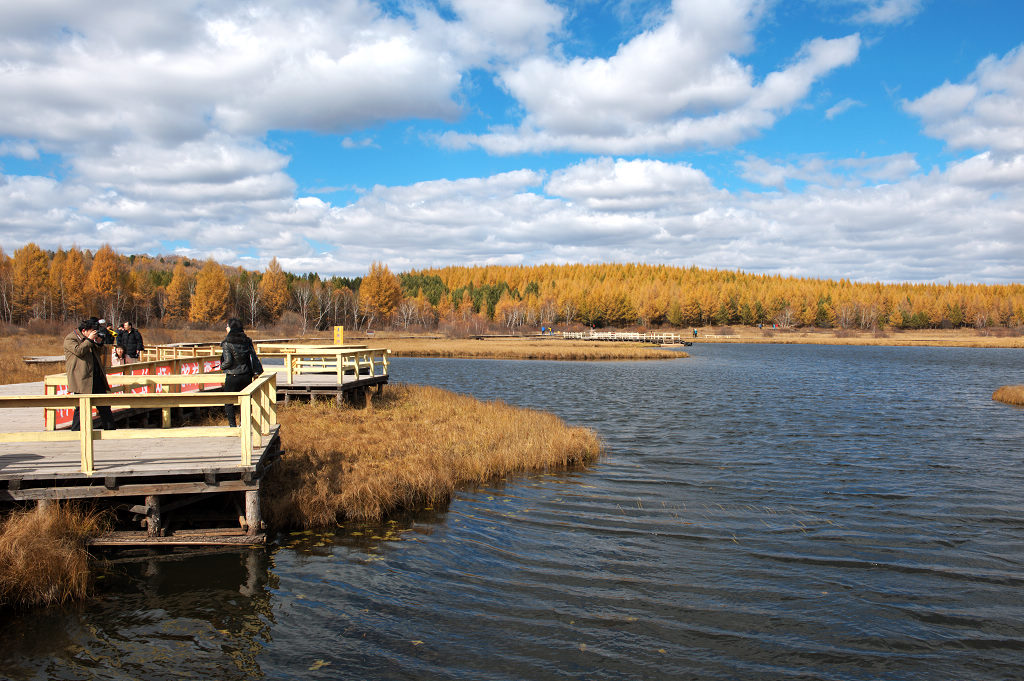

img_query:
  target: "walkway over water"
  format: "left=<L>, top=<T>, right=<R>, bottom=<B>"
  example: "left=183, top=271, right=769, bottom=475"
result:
left=0, top=343, right=391, bottom=545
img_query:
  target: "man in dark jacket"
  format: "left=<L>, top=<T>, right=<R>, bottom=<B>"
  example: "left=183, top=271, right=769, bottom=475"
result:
left=117, top=321, right=145, bottom=363
left=220, top=318, right=263, bottom=427
left=63, top=318, right=117, bottom=431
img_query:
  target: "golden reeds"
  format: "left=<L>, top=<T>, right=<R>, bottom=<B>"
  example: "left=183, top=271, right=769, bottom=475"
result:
left=263, top=384, right=604, bottom=527
left=992, top=385, right=1024, bottom=406
left=381, top=337, right=686, bottom=360
left=0, top=503, right=107, bottom=609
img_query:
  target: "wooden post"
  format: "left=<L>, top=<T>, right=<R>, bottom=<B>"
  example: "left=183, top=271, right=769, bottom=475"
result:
left=240, top=396, right=253, bottom=466
left=244, top=489, right=261, bottom=536
left=146, top=495, right=162, bottom=537
left=80, top=395, right=94, bottom=475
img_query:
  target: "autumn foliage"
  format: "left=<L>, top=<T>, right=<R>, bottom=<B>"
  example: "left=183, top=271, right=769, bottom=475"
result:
left=2, top=242, right=1024, bottom=333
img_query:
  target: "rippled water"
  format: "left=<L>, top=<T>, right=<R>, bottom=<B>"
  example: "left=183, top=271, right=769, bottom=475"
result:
left=2, top=344, right=1023, bottom=680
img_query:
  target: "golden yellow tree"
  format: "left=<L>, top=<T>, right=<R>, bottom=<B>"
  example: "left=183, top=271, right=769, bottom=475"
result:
left=165, top=263, right=193, bottom=321
left=358, top=261, right=402, bottom=329
left=11, top=242, right=50, bottom=322
left=258, top=257, right=289, bottom=322
left=53, top=247, right=88, bottom=321
left=88, top=245, right=132, bottom=322
left=190, top=259, right=230, bottom=324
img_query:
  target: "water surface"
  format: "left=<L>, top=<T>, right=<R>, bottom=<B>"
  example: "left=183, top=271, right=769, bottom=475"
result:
left=2, top=343, right=1023, bottom=680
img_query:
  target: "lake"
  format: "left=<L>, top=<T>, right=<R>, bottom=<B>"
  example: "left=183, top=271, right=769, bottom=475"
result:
left=2, top=343, right=1023, bottom=680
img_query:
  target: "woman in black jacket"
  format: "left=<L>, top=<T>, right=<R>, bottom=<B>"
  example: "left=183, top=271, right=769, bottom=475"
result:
left=220, top=318, right=263, bottom=427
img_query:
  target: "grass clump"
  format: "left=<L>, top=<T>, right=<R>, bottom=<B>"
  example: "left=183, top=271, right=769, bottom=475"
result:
left=264, top=384, right=603, bottom=527
left=0, top=504, right=107, bottom=610
left=993, top=385, right=1024, bottom=406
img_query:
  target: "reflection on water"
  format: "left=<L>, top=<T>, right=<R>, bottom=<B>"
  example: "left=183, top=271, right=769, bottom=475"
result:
left=2, top=344, right=1024, bottom=680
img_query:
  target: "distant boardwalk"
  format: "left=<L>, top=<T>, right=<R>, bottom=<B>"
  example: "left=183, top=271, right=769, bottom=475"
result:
left=561, top=331, right=691, bottom=345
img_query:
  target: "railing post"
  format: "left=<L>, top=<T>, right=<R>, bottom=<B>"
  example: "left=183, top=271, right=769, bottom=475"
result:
left=80, top=395, right=94, bottom=475
left=44, top=381, right=56, bottom=431
left=240, top=395, right=253, bottom=466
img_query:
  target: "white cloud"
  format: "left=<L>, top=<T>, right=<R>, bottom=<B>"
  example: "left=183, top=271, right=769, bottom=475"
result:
left=825, top=97, right=863, bottom=119
left=738, top=153, right=920, bottom=188
left=0, top=140, right=39, bottom=160
left=442, top=1, right=860, bottom=154
left=3, top=149, right=1023, bottom=283
left=850, top=0, right=924, bottom=25
left=904, top=45, right=1024, bottom=153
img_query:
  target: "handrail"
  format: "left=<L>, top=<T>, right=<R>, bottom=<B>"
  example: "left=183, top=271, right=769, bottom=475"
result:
left=0, top=373, right=277, bottom=475
left=44, top=354, right=226, bottom=430
left=273, top=347, right=390, bottom=384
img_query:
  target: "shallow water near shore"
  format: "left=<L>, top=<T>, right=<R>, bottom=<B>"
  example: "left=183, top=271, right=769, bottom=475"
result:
left=2, top=343, right=1023, bottom=680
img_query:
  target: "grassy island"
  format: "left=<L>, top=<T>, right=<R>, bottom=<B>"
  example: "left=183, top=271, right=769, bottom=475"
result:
left=264, top=383, right=603, bottom=526
left=381, top=336, right=686, bottom=360
left=993, top=386, right=1024, bottom=406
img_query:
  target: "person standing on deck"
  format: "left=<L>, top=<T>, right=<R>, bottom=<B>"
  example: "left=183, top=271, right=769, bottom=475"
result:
left=220, top=318, right=263, bottom=427
left=117, top=321, right=145, bottom=364
left=63, top=318, right=117, bottom=431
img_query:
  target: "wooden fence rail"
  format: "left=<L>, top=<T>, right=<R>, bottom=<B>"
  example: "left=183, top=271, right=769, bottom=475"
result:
left=0, top=373, right=276, bottom=475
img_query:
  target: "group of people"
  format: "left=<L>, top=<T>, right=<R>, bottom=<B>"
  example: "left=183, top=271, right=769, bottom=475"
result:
left=62, top=316, right=261, bottom=431
left=91, top=318, right=145, bottom=365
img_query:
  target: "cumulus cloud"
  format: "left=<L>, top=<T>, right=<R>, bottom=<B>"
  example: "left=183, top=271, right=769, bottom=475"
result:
left=441, top=0, right=860, bottom=154
left=904, top=45, right=1024, bottom=153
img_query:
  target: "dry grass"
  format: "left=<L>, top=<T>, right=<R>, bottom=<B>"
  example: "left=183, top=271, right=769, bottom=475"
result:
left=379, top=336, right=686, bottom=360
left=993, top=385, right=1024, bottom=406
left=0, top=333, right=65, bottom=384
left=692, top=326, right=1024, bottom=348
left=263, top=383, right=603, bottom=527
left=0, top=504, right=108, bottom=609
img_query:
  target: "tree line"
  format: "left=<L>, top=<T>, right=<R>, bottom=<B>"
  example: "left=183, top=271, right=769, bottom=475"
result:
left=2, top=244, right=1022, bottom=332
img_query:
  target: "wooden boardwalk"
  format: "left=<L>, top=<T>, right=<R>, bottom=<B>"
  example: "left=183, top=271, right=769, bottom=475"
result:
left=0, top=343, right=390, bottom=546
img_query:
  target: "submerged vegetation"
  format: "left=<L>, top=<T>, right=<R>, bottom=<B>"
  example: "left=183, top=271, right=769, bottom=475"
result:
left=264, top=384, right=603, bottom=527
left=0, top=504, right=107, bottom=610
left=992, top=386, right=1024, bottom=406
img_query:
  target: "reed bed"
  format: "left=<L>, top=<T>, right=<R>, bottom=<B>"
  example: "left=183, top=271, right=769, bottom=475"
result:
left=992, top=385, right=1024, bottom=406
left=0, top=333, right=64, bottom=384
left=264, top=383, right=604, bottom=527
left=0, top=504, right=107, bottom=609
left=381, top=337, right=686, bottom=360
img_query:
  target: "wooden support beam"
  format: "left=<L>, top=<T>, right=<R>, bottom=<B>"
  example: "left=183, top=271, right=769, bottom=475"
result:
left=244, top=489, right=261, bottom=536
left=146, top=494, right=162, bottom=537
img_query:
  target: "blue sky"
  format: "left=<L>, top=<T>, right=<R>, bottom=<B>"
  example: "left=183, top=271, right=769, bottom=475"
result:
left=1, top=0, right=1023, bottom=283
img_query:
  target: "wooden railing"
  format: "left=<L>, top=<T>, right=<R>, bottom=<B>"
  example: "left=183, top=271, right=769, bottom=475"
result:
left=140, top=344, right=221, bottom=361
left=44, top=355, right=226, bottom=430
left=0, top=374, right=277, bottom=475
left=255, top=345, right=389, bottom=384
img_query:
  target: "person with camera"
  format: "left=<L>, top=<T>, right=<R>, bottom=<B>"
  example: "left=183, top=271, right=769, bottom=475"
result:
left=63, top=318, right=117, bottom=431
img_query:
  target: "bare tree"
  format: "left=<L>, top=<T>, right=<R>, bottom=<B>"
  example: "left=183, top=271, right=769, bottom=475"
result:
left=292, top=281, right=315, bottom=335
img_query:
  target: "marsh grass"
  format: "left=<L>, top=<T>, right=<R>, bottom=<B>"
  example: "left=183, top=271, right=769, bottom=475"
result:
left=992, top=385, right=1024, bottom=406
left=0, top=504, right=108, bottom=609
left=382, top=337, right=685, bottom=360
left=263, top=383, right=604, bottom=527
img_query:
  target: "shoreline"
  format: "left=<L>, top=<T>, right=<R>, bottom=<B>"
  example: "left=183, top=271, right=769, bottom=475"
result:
left=681, top=327, right=1024, bottom=348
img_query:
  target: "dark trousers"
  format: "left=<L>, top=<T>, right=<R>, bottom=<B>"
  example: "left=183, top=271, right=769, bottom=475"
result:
left=223, top=372, right=253, bottom=427
left=70, top=404, right=115, bottom=431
